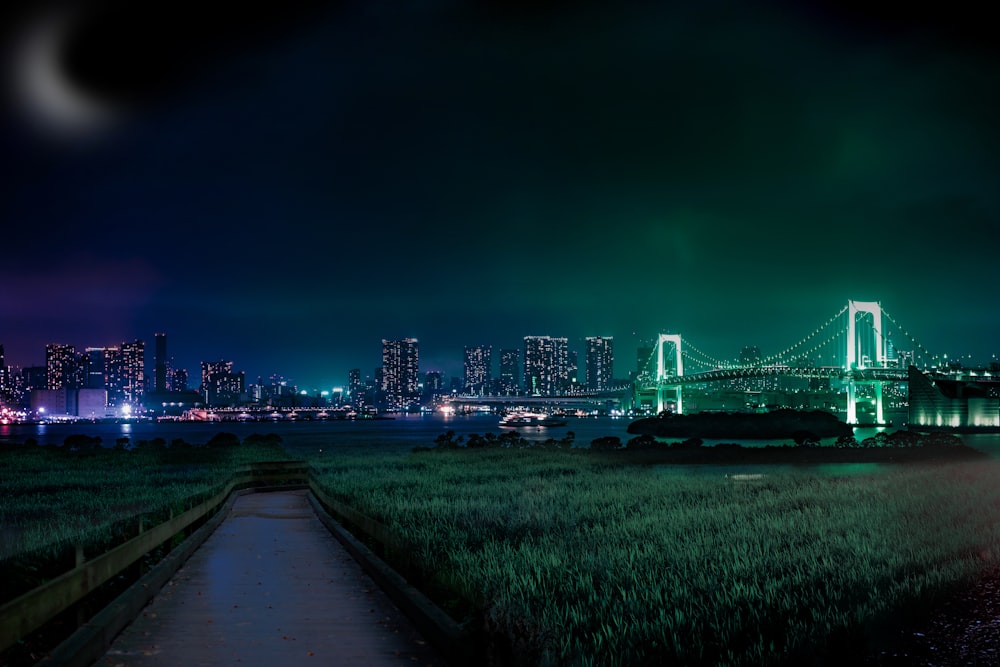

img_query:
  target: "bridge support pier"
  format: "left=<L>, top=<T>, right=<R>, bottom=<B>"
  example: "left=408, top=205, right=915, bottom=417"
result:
left=874, top=381, right=884, bottom=425
left=656, top=385, right=682, bottom=415
left=845, top=380, right=886, bottom=425
left=655, top=334, right=684, bottom=415
left=846, top=381, right=857, bottom=425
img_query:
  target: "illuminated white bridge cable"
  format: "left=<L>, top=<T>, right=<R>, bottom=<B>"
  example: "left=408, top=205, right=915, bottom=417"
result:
left=756, top=305, right=848, bottom=367
left=881, top=308, right=935, bottom=363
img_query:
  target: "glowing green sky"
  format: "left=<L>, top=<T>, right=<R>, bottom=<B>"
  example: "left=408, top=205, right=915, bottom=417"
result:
left=1, top=1, right=997, bottom=386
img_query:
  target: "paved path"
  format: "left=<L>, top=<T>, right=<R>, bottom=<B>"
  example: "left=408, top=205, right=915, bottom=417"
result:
left=96, top=491, right=445, bottom=667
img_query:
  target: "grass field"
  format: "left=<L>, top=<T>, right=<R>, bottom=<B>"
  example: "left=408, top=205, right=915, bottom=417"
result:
left=0, top=433, right=291, bottom=574
left=5, top=434, right=1000, bottom=665
left=311, top=446, right=1000, bottom=665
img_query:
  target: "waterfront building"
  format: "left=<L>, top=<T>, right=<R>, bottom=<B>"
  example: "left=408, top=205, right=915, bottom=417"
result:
left=104, top=347, right=124, bottom=405
left=201, top=360, right=245, bottom=406
left=83, top=347, right=108, bottom=390
left=523, top=335, right=569, bottom=396
left=172, top=368, right=188, bottom=392
left=381, top=338, right=420, bottom=410
left=0, top=344, right=7, bottom=406
left=499, top=348, right=520, bottom=395
left=635, top=341, right=654, bottom=383
left=585, top=336, right=614, bottom=391
left=908, top=365, right=1000, bottom=430
left=568, top=350, right=579, bottom=389
left=348, top=368, right=362, bottom=405
left=154, top=333, right=167, bottom=393
left=463, top=345, right=492, bottom=395
left=732, top=345, right=776, bottom=392
left=120, top=340, right=145, bottom=407
left=45, top=343, right=79, bottom=390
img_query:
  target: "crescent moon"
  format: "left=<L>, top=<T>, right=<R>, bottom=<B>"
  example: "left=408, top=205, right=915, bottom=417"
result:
left=7, top=8, right=119, bottom=142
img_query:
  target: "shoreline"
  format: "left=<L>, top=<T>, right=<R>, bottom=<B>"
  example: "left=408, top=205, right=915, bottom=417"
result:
left=597, top=442, right=988, bottom=465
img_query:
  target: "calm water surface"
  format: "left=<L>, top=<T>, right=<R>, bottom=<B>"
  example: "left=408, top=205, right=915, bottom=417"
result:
left=3, top=415, right=999, bottom=474
left=0, top=414, right=629, bottom=454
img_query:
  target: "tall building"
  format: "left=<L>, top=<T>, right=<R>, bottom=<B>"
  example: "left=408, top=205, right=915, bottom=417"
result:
left=523, top=336, right=569, bottom=396
left=120, top=339, right=145, bottom=406
left=201, top=360, right=245, bottom=406
left=635, top=341, right=655, bottom=383
left=499, top=348, right=520, bottom=395
left=173, top=368, right=188, bottom=392
left=348, top=368, right=362, bottom=405
left=45, top=343, right=78, bottom=390
left=104, top=347, right=124, bottom=405
left=381, top=338, right=419, bottom=409
left=0, top=343, right=6, bottom=401
left=154, top=333, right=167, bottom=393
left=83, top=347, right=108, bottom=390
left=423, top=370, right=443, bottom=402
left=734, top=345, right=774, bottom=392
left=463, top=345, right=492, bottom=395
left=568, top=350, right=579, bottom=389
left=585, top=336, right=614, bottom=391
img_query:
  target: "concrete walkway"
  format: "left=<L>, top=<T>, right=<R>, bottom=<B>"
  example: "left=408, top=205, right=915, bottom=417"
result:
left=95, top=491, right=445, bottom=666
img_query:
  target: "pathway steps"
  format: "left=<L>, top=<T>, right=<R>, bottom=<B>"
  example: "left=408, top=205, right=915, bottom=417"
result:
left=96, top=490, right=444, bottom=666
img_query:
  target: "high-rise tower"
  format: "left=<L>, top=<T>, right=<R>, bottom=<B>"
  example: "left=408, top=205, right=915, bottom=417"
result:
left=499, top=348, right=520, bottom=395
left=463, top=345, right=492, bottom=395
left=523, top=336, right=569, bottom=396
left=154, top=333, right=167, bottom=393
left=585, top=336, right=614, bottom=391
left=45, top=343, right=79, bottom=390
left=381, top=338, right=419, bottom=409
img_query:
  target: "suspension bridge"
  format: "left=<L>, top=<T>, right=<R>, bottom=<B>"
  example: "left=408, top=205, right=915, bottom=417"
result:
left=640, top=299, right=949, bottom=424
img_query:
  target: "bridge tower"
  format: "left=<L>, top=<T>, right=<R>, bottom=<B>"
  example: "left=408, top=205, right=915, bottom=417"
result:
left=845, top=300, right=886, bottom=425
left=656, top=334, right=684, bottom=414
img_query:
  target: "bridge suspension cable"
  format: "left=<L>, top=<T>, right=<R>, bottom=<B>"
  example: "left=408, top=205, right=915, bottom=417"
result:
left=755, top=305, right=849, bottom=367
left=681, top=340, right=728, bottom=369
left=881, top=307, right=935, bottom=363
left=776, top=324, right=845, bottom=367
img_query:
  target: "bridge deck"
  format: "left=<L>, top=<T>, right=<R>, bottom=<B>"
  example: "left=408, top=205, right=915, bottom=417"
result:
left=98, top=490, right=444, bottom=666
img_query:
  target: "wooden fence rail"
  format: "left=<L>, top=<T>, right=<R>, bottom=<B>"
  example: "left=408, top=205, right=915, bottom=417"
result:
left=0, top=461, right=307, bottom=654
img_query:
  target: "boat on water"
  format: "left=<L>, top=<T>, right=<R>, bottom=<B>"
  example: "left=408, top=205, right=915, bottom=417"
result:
left=498, top=412, right=568, bottom=427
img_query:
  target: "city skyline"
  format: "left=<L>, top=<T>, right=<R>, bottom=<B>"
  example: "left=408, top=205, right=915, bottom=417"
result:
left=1, top=2, right=997, bottom=387
left=3, top=298, right=996, bottom=399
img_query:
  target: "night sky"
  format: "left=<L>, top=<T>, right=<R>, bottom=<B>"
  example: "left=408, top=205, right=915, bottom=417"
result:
left=1, top=0, right=998, bottom=389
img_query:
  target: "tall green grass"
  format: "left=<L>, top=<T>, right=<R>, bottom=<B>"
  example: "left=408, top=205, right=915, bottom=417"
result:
left=312, top=448, right=1000, bottom=665
left=0, top=434, right=291, bottom=567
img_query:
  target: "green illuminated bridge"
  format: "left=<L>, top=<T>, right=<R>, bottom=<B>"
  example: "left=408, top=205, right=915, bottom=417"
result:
left=638, top=300, right=963, bottom=424
left=447, top=300, right=990, bottom=425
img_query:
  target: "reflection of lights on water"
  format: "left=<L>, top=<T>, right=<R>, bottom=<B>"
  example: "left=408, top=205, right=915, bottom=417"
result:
left=121, top=423, right=132, bottom=433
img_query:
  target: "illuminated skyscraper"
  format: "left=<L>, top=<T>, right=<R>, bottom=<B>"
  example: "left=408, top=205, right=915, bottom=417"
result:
left=104, top=347, right=124, bottom=405
left=463, top=345, right=492, bottom=395
left=121, top=340, right=145, bottom=406
left=381, top=338, right=419, bottom=409
left=635, top=341, right=654, bottom=383
left=201, top=360, right=244, bottom=406
left=83, top=347, right=107, bottom=389
left=45, top=343, right=78, bottom=390
left=173, top=368, right=188, bottom=392
left=499, top=349, right=520, bottom=395
left=348, top=368, right=362, bottom=404
left=154, top=333, right=167, bottom=393
left=585, top=336, right=614, bottom=391
left=523, top=336, right=569, bottom=396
